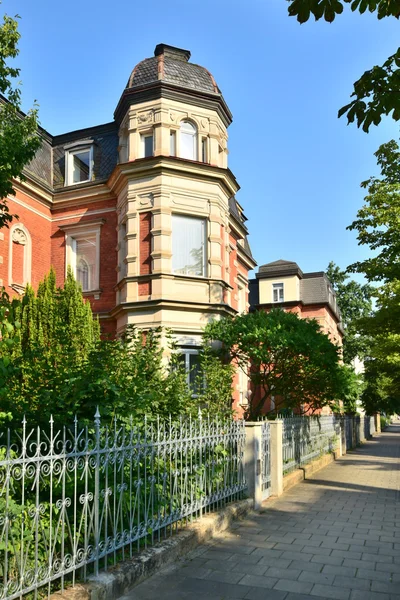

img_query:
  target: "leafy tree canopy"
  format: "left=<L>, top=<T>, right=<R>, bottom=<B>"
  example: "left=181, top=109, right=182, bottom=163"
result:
left=346, top=139, right=400, bottom=414
left=204, top=309, right=347, bottom=419
left=326, top=261, right=373, bottom=363
left=0, top=3, right=40, bottom=228
left=286, top=0, right=400, bottom=131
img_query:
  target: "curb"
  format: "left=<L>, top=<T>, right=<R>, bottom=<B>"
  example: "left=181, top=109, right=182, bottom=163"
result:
left=50, top=498, right=253, bottom=600
left=282, top=450, right=340, bottom=493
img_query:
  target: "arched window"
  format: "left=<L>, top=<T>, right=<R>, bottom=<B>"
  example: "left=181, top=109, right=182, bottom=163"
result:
left=77, top=257, right=90, bottom=291
left=180, top=121, right=197, bottom=160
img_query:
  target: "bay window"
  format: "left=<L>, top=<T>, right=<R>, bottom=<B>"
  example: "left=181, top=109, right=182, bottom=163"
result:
left=172, top=215, right=206, bottom=277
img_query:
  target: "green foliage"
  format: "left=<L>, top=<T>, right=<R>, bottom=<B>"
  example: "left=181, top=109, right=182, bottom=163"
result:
left=334, top=364, right=364, bottom=413
left=285, top=0, right=400, bottom=131
left=204, top=309, right=345, bottom=419
left=326, top=261, right=373, bottom=363
left=0, top=3, right=40, bottom=227
left=194, top=345, right=234, bottom=418
left=347, top=139, right=400, bottom=414
left=0, top=270, right=232, bottom=427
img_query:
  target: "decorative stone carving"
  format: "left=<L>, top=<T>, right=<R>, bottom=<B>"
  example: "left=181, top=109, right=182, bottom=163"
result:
left=12, top=228, right=27, bottom=245
left=138, top=111, right=153, bottom=124
left=201, top=118, right=207, bottom=128
left=170, top=112, right=176, bottom=122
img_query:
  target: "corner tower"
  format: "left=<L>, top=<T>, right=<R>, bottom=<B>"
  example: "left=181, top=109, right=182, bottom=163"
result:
left=111, top=44, right=255, bottom=394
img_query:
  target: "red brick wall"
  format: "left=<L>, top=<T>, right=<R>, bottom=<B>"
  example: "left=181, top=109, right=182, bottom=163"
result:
left=51, top=201, right=118, bottom=319
left=0, top=191, right=52, bottom=297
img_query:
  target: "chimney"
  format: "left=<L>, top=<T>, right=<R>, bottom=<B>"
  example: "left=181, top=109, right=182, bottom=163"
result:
left=154, top=43, right=191, bottom=62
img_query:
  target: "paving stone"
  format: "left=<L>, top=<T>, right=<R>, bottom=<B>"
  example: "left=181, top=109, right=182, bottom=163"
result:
left=310, top=583, right=351, bottom=600
left=356, top=568, right=395, bottom=583
left=363, top=553, right=393, bottom=564
left=179, top=577, right=251, bottom=598
left=238, top=574, right=278, bottom=589
left=205, top=569, right=245, bottom=584
left=289, top=560, right=324, bottom=573
left=350, top=591, right=392, bottom=600
left=311, top=554, right=344, bottom=567
left=265, top=567, right=301, bottom=581
left=274, top=579, right=313, bottom=594
left=256, top=557, right=292, bottom=569
left=371, top=581, right=400, bottom=594
left=333, top=575, right=372, bottom=591
left=321, top=565, right=357, bottom=578
left=331, top=550, right=363, bottom=560
left=244, top=588, right=288, bottom=600
left=343, top=558, right=377, bottom=571
left=298, top=570, right=335, bottom=585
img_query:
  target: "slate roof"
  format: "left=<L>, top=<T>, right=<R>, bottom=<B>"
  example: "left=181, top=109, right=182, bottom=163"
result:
left=258, top=259, right=302, bottom=277
left=126, top=44, right=220, bottom=95
left=228, top=196, right=255, bottom=263
left=52, top=124, right=118, bottom=190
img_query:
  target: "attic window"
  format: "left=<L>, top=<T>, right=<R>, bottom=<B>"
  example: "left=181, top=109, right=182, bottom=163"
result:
left=65, top=146, right=93, bottom=185
left=273, top=283, right=284, bottom=303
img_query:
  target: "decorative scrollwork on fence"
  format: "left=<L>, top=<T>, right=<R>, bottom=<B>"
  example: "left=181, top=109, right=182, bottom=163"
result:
left=0, top=411, right=246, bottom=600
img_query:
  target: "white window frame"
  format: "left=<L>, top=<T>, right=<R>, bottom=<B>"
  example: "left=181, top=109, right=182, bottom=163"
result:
left=171, top=214, right=207, bottom=277
left=179, top=348, right=202, bottom=396
left=180, top=120, right=198, bottom=161
left=65, top=145, right=93, bottom=186
left=273, top=283, right=284, bottom=303
left=60, top=220, right=104, bottom=293
left=140, top=132, right=154, bottom=158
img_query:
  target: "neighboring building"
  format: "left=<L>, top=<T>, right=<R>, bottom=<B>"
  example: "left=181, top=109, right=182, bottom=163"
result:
left=0, top=43, right=256, bottom=411
left=249, top=259, right=344, bottom=346
left=249, top=260, right=344, bottom=415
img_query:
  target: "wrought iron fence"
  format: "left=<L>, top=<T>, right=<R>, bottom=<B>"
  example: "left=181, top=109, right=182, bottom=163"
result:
left=260, top=421, right=271, bottom=500
left=0, top=411, right=246, bottom=600
left=281, top=416, right=341, bottom=474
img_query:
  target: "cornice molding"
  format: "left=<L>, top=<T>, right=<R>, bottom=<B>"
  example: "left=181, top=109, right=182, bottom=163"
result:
left=114, top=82, right=232, bottom=127
left=108, top=156, right=239, bottom=199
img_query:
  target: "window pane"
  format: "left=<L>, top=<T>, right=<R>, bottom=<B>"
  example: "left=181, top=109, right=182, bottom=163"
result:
left=273, top=283, right=284, bottom=302
left=72, top=150, right=90, bottom=183
left=202, top=138, right=207, bottom=163
left=180, top=121, right=197, bottom=160
left=189, top=353, right=202, bottom=394
left=76, top=235, right=97, bottom=291
left=170, top=131, right=176, bottom=156
left=143, top=135, right=153, bottom=157
left=181, top=132, right=196, bottom=160
left=172, top=216, right=205, bottom=276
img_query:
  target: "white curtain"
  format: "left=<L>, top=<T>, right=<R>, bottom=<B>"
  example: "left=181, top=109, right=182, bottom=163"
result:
left=172, top=215, right=205, bottom=276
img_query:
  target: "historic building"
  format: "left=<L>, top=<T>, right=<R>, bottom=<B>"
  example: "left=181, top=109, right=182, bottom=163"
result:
left=249, top=259, right=343, bottom=346
left=0, top=43, right=256, bottom=411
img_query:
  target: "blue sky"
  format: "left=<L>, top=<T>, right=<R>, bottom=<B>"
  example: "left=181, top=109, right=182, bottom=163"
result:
left=8, top=0, right=400, bottom=277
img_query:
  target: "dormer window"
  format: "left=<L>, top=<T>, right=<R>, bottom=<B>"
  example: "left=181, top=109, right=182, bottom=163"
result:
left=273, top=283, right=284, bottom=303
left=180, top=121, right=197, bottom=160
left=65, top=143, right=93, bottom=186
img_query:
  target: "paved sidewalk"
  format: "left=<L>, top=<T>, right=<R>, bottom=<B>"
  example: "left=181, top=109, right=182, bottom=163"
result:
left=120, top=423, right=400, bottom=600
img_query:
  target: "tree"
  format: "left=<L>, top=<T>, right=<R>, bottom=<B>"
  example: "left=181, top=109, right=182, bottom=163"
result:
left=0, top=3, right=40, bottom=228
left=285, top=0, right=400, bottom=131
left=326, top=261, right=373, bottom=363
left=204, top=309, right=346, bottom=419
left=347, top=139, right=400, bottom=414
